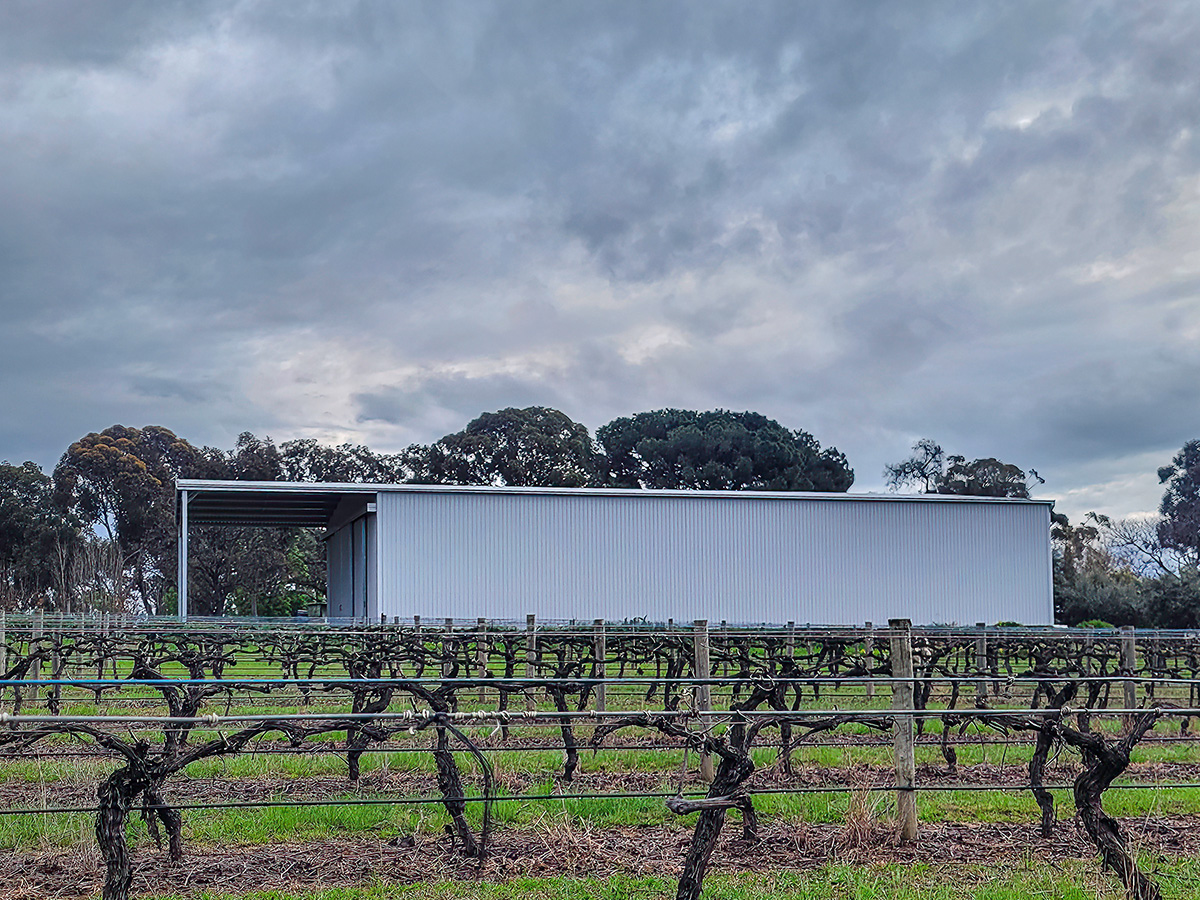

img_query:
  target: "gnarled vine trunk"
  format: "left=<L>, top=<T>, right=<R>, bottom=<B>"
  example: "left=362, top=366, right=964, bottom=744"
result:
left=96, top=766, right=150, bottom=900
left=434, top=724, right=482, bottom=858
left=1065, top=712, right=1162, bottom=900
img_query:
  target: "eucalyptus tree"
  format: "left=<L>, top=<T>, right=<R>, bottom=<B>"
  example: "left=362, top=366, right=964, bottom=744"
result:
left=53, top=426, right=203, bottom=614
left=0, top=460, right=79, bottom=609
left=885, top=438, right=1040, bottom=499
left=1158, top=439, right=1200, bottom=569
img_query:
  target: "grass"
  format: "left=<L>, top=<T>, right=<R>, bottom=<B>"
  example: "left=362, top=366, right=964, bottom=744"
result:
left=3, top=719, right=1196, bottom=783
left=7, top=772, right=1200, bottom=853
left=7, top=656, right=1200, bottom=897
left=5, top=670, right=1200, bottom=880
left=135, top=860, right=1200, bottom=900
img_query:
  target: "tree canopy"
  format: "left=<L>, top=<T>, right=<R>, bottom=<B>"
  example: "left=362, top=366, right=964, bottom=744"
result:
left=15, top=418, right=1200, bottom=628
left=885, top=439, right=1040, bottom=499
left=0, top=461, right=77, bottom=609
left=1158, top=440, right=1200, bottom=569
left=53, top=425, right=201, bottom=547
left=279, top=438, right=421, bottom=484
left=53, top=426, right=205, bottom=614
left=424, top=407, right=600, bottom=487
left=596, top=409, right=853, bottom=491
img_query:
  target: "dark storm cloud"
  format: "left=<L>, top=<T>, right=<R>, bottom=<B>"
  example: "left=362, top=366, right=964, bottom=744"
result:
left=0, top=1, right=1197, bottom=519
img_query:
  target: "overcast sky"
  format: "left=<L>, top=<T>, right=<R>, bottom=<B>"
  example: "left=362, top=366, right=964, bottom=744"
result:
left=2, top=1, right=1197, bottom=521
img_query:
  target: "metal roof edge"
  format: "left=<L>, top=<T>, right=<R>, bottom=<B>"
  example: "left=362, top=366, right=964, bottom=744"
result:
left=175, top=479, right=1055, bottom=506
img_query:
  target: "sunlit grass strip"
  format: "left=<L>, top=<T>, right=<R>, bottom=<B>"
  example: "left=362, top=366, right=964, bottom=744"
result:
left=6, top=780, right=1200, bottom=851
left=138, top=860, right=1200, bottom=900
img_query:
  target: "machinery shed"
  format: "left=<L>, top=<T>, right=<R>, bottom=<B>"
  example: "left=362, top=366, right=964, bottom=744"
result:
left=176, top=481, right=1055, bottom=626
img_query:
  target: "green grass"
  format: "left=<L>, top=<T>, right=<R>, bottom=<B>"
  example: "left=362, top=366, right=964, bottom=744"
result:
left=7, top=775, right=1200, bottom=854
left=6, top=725, right=1198, bottom=784
left=137, top=860, right=1200, bottom=900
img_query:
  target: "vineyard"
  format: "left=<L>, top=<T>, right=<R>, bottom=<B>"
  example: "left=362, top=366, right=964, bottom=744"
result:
left=3, top=615, right=1200, bottom=900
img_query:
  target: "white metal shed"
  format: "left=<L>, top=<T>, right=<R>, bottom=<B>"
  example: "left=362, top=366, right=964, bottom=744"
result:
left=176, top=481, right=1054, bottom=626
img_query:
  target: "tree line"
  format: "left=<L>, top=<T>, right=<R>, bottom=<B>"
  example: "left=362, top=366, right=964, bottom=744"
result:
left=2, top=408, right=1196, bottom=625
left=1049, top=443, right=1200, bottom=628
left=0, top=408, right=855, bottom=616
left=884, top=437, right=1200, bottom=628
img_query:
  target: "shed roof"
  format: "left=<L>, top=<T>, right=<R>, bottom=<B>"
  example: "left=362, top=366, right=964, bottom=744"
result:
left=176, top=479, right=1053, bottom=529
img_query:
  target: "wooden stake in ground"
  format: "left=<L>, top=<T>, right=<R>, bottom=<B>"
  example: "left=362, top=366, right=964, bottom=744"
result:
left=525, top=613, right=536, bottom=711
left=864, top=622, right=874, bottom=699
left=975, top=623, right=987, bottom=707
left=693, top=619, right=714, bottom=782
left=593, top=619, right=607, bottom=712
left=889, top=617, right=917, bottom=843
left=1121, top=625, right=1138, bottom=723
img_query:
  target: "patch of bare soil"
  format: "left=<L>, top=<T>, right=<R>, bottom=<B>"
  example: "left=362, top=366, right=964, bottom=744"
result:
left=6, top=814, right=1199, bottom=900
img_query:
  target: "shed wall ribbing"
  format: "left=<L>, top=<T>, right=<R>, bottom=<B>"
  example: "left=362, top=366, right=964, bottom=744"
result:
left=373, top=490, right=1052, bottom=625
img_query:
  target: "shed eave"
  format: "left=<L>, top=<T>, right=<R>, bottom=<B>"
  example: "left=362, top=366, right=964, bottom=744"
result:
left=175, top=479, right=1054, bottom=507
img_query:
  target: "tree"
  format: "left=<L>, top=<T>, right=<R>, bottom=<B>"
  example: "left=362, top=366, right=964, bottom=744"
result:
left=425, top=407, right=601, bottom=487
left=0, top=461, right=79, bottom=610
left=883, top=438, right=945, bottom=492
left=1050, top=513, right=1145, bottom=626
left=1052, top=513, right=1100, bottom=585
left=53, top=426, right=204, bottom=614
left=280, top=438, right=422, bottom=483
left=1157, top=440, right=1200, bottom=569
left=188, top=525, right=295, bottom=617
left=187, top=433, right=315, bottom=617
left=885, top=439, right=1041, bottom=498
left=938, top=456, right=1040, bottom=498
left=217, top=432, right=284, bottom=482
left=596, top=409, right=853, bottom=491
left=1088, top=513, right=1176, bottom=578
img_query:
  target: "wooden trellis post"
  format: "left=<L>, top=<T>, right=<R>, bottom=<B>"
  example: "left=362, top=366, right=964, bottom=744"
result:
left=889, top=617, right=917, bottom=843
left=525, top=614, right=537, bottom=711
left=50, top=632, right=61, bottom=712
left=593, top=619, right=607, bottom=712
left=1121, top=625, right=1138, bottom=716
left=693, top=619, right=714, bottom=782
left=477, top=618, right=488, bottom=704
left=1148, top=634, right=1161, bottom=702
left=975, top=623, right=988, bottom=706
left=31, top=610, right=43, bottom=700
left=864, top=622, right=874, bottom=699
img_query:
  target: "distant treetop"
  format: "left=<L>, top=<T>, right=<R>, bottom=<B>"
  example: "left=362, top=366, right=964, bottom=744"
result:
left=884, top=438, right=1041, bottom=499
left=424, top=407, right=601, bottom=487
left=596, top=408, right=853, bottom=492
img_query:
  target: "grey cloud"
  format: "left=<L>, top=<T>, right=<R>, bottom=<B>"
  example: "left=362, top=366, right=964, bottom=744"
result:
left=0, top=1, right=1198, bottom=521
left=355, top=373, right=580, bottom=439
left=129, top=375, right=216, bottom=405
left=0, top=1, right=223, bottom=66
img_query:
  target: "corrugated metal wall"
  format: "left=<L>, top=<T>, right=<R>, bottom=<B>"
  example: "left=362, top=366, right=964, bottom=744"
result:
left=326, top=513, right=378, bottom=619
left=374, top=491, right=1053, bottom=625
left=326, top=525, right=353, bottom=618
